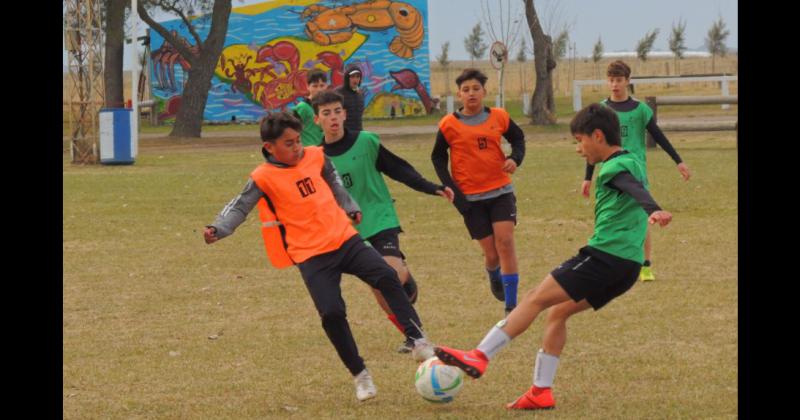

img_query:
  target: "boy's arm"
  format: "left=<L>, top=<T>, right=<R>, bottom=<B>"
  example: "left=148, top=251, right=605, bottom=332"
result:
left=321, top=156, right=361, bottom=215
left=432, top=130, right=470, bottom=213
left=584, top=163, right=595, bottom=181
left=607, top=171, right=662, bottom=215
left=376, top=144, right=442, bottom=195
left=206, top=179, right=264, bottom=240
left=579, top=163, right=596, bottom=197
left=645, top=119, right=683, bottom=164
left=503, top=118, right=526, bottom=166
left=646, top=119, right=691, bottom=180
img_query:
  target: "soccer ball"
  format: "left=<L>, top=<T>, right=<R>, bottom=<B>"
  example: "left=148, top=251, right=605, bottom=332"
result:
left=414, top=356, right=464, bottom=403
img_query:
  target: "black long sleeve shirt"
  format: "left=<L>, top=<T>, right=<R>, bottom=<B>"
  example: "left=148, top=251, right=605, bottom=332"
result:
left=585, top=97, right=683, bottom=181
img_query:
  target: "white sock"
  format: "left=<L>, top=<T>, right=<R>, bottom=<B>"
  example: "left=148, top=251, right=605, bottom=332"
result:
left=476, top=320, right=511, bottom=360
left=532, top=349, right=560, bottom=388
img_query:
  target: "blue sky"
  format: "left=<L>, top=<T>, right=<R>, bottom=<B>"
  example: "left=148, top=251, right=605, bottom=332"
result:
left=64, top=0, right=738, bottom=69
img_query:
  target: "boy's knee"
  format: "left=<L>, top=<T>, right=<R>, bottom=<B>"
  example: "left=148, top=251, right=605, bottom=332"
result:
left=318, top=305, right=347, bottom=323
left=522, top=288, right=548, bottom=309
left=546, top=306, right=571, bottom=323
left=372, top=265, right=403, bottom=290
left=494, top=235, right=515, bottom=253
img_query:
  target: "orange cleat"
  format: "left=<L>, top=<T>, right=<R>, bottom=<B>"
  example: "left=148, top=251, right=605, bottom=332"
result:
left=506, top=385, right=555, bottom=410
left=433, top=346, right=488, bottom=379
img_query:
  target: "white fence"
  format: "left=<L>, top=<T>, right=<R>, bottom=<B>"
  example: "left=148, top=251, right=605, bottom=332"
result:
left=572, top=75, right=738, bottom=111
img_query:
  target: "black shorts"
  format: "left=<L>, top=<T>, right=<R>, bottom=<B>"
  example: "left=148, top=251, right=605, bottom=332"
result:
left=550, top=246, right=642, bottom=310
left=366, top=227, right=405, bottom=259
left=461, top=193, right=517, bottom=240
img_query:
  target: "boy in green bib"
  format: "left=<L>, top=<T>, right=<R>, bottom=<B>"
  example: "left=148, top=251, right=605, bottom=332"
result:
left=434, top=104, right=673, bottom=411
left=581, top=60, right=691, bottom=281
left=312, top=90, right=455, bottom=353
left=291, top=69, right=328, bottom=146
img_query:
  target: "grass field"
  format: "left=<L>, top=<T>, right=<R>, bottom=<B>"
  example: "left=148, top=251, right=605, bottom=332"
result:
left=63, top=127, right=737, bottom=418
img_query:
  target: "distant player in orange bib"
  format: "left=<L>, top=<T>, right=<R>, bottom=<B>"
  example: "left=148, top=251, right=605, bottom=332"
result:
left=203, top=111, right=434, bottom=402
left=431, top=68, right=526, bottom=316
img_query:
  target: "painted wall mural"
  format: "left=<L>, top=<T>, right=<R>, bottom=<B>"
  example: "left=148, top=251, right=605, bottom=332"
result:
left=149, top=0, right=432, bottom=123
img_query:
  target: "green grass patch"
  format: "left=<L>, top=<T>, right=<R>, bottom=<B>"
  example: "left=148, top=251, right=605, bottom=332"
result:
left=64, top=130, right=737, bottom=419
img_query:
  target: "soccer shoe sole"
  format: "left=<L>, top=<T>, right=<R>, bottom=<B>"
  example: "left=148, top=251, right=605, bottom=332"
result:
left=506, top=404, right=555, bottom=411
left=434, top=347, right=484, bottom=379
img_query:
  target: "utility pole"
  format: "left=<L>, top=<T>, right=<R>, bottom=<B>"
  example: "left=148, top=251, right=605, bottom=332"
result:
left=65, top=0, right=104, bottom=164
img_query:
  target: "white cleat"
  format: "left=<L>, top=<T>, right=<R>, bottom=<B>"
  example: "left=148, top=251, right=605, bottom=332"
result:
left=411, top=337, right=435, bottom=362
left=354, top=369, right=377, bottom=402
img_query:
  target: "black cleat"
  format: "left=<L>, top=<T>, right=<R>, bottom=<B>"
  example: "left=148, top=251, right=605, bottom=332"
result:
left=490, top=278, right=505, bottom=301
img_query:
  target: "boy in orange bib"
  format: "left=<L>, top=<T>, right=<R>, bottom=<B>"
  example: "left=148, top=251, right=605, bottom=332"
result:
left=432, top=68, right=526, bottom=316
left=203, top=112, right=434, bottom=402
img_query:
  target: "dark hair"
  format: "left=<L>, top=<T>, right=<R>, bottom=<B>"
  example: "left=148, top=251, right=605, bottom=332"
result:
left=606, top=60, right=631, bottom=79
left=307, top=69, right=327, bottom=84
left=311, top=90, right=344, bottom=115
left=569, top=103, right=621, bottom=146
left=455, top=68, right=488, bottom=87
left=260, top=111, right=303, bottom=143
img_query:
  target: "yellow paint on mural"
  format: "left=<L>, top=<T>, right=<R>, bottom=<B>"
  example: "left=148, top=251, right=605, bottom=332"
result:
left=233, top=0, right=320, bottom=16
left=364, top=92, right=425, bottom=118
left=215, top=33, right=366, bottom=82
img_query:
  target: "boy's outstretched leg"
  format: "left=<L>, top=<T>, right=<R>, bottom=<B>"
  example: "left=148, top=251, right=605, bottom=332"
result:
left=298, top=257, right=374, bottom=400
left=343, top=238, right=434, bottom=361
left=436, top=274, right=573, bottom=377
left=507, top=299, right=591, bottom=410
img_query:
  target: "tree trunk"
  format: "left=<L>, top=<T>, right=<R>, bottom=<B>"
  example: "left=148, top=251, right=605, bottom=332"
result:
left=138, top=0, right=232, bottom=138
left=170, top=53, right=218, bottom=137
left=103, top=0, right=126, bottom=108
left=525, top=0, right=556, bottom=125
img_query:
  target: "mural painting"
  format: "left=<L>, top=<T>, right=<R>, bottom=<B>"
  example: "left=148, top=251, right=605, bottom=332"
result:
left=149, top=0, right=432, bottom=123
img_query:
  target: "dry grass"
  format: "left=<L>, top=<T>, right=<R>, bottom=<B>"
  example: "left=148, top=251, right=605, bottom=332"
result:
left=431, top=56, right=738, bottom=97
left=64, top=126, right=737, bottom=419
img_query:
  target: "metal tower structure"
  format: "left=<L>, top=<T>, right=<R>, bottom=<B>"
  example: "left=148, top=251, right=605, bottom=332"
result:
left=64, top=0, right=104, bottom=164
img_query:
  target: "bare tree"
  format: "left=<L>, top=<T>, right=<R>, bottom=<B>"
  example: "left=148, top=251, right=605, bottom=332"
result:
left=480, top=0, right=526, bottom=108
left=437, top=41, right=452, bottom=95
left=464, top=23, right=489, bottom=66
left=668, top=18, right=687, bottom=75
left=705, top=16, right=730, bottom=73
left=524, top=0, right=557, bottom=125
left=137, top=0, right=233, bottom=138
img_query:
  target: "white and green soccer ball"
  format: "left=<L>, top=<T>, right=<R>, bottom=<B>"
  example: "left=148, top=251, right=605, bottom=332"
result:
left=414, top=356, right=464, bottom=403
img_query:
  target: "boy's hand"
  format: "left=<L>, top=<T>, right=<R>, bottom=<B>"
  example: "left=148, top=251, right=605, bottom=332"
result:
left=648, top=211, right=672, bottom=227
left=502, top=158, right=517, bottom=174
left=436, top=186, right=455, bottom=202
left=348, top=211, right=362, bottom=225
left=204, top=227, right=219, bottom=244
left=677, top=163, right=691, bottom=181
left=581, top=180, right=592, bottom=198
